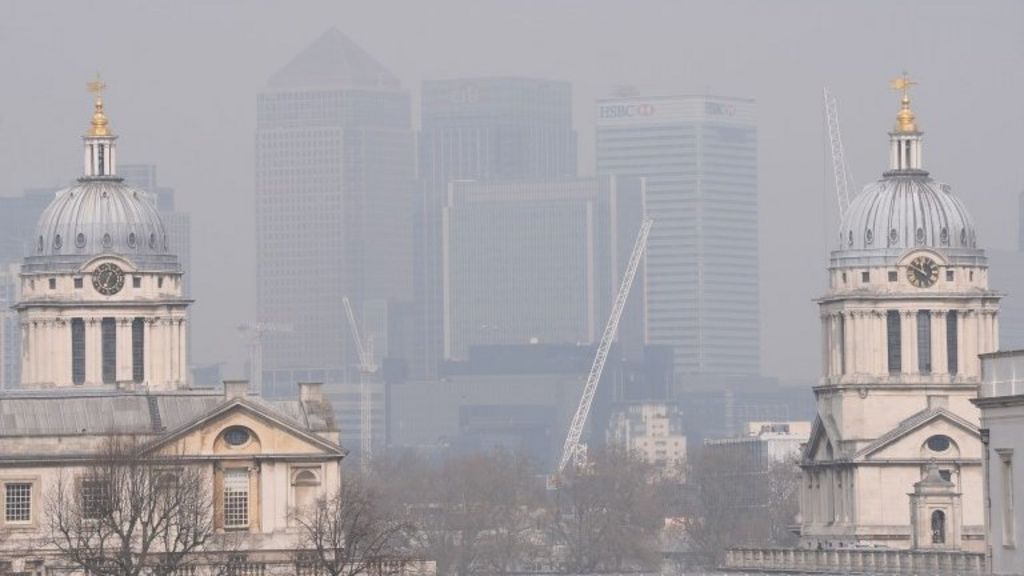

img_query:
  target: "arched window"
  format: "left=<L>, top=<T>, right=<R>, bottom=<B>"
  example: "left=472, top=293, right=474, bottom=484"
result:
left=931, top=510, right=946, bottom=544
left=292, top=469, right=321, bottom=512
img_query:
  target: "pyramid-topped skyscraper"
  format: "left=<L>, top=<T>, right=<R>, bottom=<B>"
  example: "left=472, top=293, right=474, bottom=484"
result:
left=255, top=30, right=413, bottom=455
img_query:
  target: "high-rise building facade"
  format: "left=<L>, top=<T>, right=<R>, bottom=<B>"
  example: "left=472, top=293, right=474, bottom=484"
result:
left=255, top=29, right=415, bottom=381
left=416, top=77, right=577, bottom=377
left=441, top=177, right=644, bottom=360
left=596, top=95, right=759, bottom=387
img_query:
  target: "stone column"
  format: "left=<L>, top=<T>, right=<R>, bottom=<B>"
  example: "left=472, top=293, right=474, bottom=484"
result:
left=830, top=314, right=841, bottom=378
left=843, top=311, right=854, bottom=377
left=145, top=318, right=154, bottom=385
left=86, top=318, right=102, bottom=384
left=932, top=310, right=947, bottom=377
left=178, top=318, right=187, bottom=388
left=20, top=321, right=31, bottom=385
left=875, top=311, right=887, bottom=375
left=902, top=310, right=916, bottom=376
left=821, top=313, right=830, bottom=379
left=966, top=310, right=980, bottom=377
left=117, top=317, right=131, bottom=384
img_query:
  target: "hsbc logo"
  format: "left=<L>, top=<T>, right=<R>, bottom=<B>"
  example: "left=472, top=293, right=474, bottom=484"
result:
left=599, top=103, right=656, bottom=119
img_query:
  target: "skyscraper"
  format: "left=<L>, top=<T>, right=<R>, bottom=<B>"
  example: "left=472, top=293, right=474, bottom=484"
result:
left=416, top=77, right=577, bottom=377
left=441, top=176, right=644, bottom=360
left=254, top=30, right=413, bottom=455
left=596, top=94, right=759, bottom=388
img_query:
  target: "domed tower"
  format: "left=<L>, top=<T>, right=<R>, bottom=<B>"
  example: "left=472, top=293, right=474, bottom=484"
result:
left=799, top=76, right=997, bottom=551
left=16, top=79, right=190, bottom=390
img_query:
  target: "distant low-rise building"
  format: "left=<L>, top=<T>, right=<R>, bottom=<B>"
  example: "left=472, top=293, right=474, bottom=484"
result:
left=975, top=351, right=1024, bottom=575
left=703, top=420, right=810, bottom=467
left=607, top=402, right=686, bottom=469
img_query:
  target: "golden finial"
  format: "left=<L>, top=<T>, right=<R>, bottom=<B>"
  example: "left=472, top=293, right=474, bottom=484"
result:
left=87, top=73, right=111, bottom=137
left=889, top=72, right=918, bottom=133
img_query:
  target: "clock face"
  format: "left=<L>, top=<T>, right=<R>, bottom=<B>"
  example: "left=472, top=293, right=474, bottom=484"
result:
left=906, top=256, right=939, bottom=288
left=93, top=263, right=125, bottom=296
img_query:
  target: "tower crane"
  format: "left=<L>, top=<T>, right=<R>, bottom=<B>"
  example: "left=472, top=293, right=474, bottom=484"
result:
left=556, top=218, right=653, bottom=476
left=824, top=87, right=855, bottom=221
left=342, top=296, right=377, bottom=469
left=237, top=322, right=293, bottom=395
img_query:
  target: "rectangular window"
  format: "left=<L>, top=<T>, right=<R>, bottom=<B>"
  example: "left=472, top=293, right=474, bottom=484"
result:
left=946, top=270, right=954, bottom=282
left=101, top=317, right=116, bottom=384
left=72, top=318, right=86, bottom=385
left=947, top=313, right=958, bottom=375
left=888, top=271, right=898, bottom=282
left=887, top=311, right=902, bottom=374
left=1000, top=451, right=1015, bottom=547
left=74, top=277, right=83, bottom=289
left=223, top=469, right=249, bottom=528
left=48, top=278, right=56, bottom=290
left=918, top=310, right=932, bottom=373
left=132, top=318, right=144, bottom=383
left=80, top=480, right=108, bottom=520
left=132, top=276, right=141, bottom=289
left=5, top=483, right=31, bottom=522
left=861, top=271, right=870, bottom=283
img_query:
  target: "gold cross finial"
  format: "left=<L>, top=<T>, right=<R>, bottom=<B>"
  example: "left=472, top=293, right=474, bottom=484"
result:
left=86, top=73, right=111, bottom=137
left=889, top=72, right=919, bottom=133
left=889, top=72, right=916, bottom=101
left=87, top=73, right=106, bottom=100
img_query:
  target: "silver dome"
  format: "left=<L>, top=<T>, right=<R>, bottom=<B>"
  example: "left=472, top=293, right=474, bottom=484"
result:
left=24, top=178, right=178, bottom=273
left=834, top=173, right=981, bottom=266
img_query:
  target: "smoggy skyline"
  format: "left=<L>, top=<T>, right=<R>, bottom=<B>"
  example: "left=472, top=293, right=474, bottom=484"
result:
left=0, top=0, right=1021, bottom=384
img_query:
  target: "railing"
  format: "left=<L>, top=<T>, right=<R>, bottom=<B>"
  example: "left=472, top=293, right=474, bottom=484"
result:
left=723, top=547, right=987, bottom=575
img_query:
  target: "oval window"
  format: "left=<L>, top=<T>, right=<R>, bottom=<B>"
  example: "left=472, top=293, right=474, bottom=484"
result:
left=149, top=233, right=157, bottom=249
left=127, top=232, right=137, bottom=248
left=223, top=426, right=251, bottom=447
left=53, top=234, right=63, bottom=251
left=889, top=229, right=899, bottom=245
left=865, top=229, right=874, bottom=245
left=926, top=435, right=951, bottom=452
left=76, top=233, right=87, bottom=248
left=102, top=233, right=113, bottom=248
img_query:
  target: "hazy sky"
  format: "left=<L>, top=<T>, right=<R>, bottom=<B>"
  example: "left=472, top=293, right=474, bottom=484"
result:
left=0, top=0, right=1021, bottom=384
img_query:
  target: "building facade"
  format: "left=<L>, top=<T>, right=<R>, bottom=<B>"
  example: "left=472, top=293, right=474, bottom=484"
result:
left=799, top=80, right=996, bottom=553
left=255, top=28, right=415, bottom=385
left=416, top=77, right=577, bottom=378
left=596, top=94, right=759, bottom=388
left=975, top=351, right=1024, bottom=575
left=606, top=402, right=686, bottom=469
left=441, top=176, right=644, bottom=360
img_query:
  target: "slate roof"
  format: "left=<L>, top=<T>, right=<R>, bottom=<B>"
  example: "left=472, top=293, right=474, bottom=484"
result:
left=0, top=388, right=335, bottom=438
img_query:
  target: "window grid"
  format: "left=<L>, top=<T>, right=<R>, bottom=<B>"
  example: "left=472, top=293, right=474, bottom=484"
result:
left=132, top=318, right=145, bottom=383
left=80, top=480, right=108, bottom=520
left=917, top=310, right=932, bottom=374
left=947, top=313, right=958, bottom=375
left=101, top=318, right=116, bottom=384
left=5, top=483, right=31, bottom=522
left=72, top=319, right=86, bottom=385
left=223, top=470, right=249, bottom=528
left=886, top=311, right=901, bottom=374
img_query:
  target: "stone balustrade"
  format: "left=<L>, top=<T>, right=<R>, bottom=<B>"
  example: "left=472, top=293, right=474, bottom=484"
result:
left=723, top=547, right=987, bottom=575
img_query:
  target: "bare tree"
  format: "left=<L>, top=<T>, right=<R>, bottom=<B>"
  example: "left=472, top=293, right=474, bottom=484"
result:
left=46, top=437, right=215, bottom=576
left=545, top=448, right=663, bottom=574
left=293, top=470, right=415, bottom=576
left=680, top=446, right=800, bottom=567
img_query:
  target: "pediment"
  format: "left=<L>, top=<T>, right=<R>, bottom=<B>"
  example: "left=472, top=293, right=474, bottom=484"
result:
left=854, top=408, right=980, bottom=462
left=803, top=417, right=839, bottom=462
left=144, top=399, right=344, bottom=459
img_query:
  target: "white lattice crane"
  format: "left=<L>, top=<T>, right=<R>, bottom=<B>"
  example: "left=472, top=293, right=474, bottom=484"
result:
left=342, top=296, right=377, bottom=469
left=556, top=218, right=653, bottom=476
left=237, top=322, right=293, bottom=395
left=824, top=87, right=855, bottom=221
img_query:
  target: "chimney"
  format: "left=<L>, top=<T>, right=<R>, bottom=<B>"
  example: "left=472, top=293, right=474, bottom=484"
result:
left=298, top=381, right=323, bottom=402
left=224, top=380, right=249, bottom=400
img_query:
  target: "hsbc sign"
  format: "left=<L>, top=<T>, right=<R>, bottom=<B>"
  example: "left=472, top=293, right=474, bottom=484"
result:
left=599, top=103, right=656, bottom=119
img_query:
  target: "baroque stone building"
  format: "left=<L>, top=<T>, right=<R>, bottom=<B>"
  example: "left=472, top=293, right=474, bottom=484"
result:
left=800, top=78, right=996, bottom=552
left=0, top=82, right=351, bottom=575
